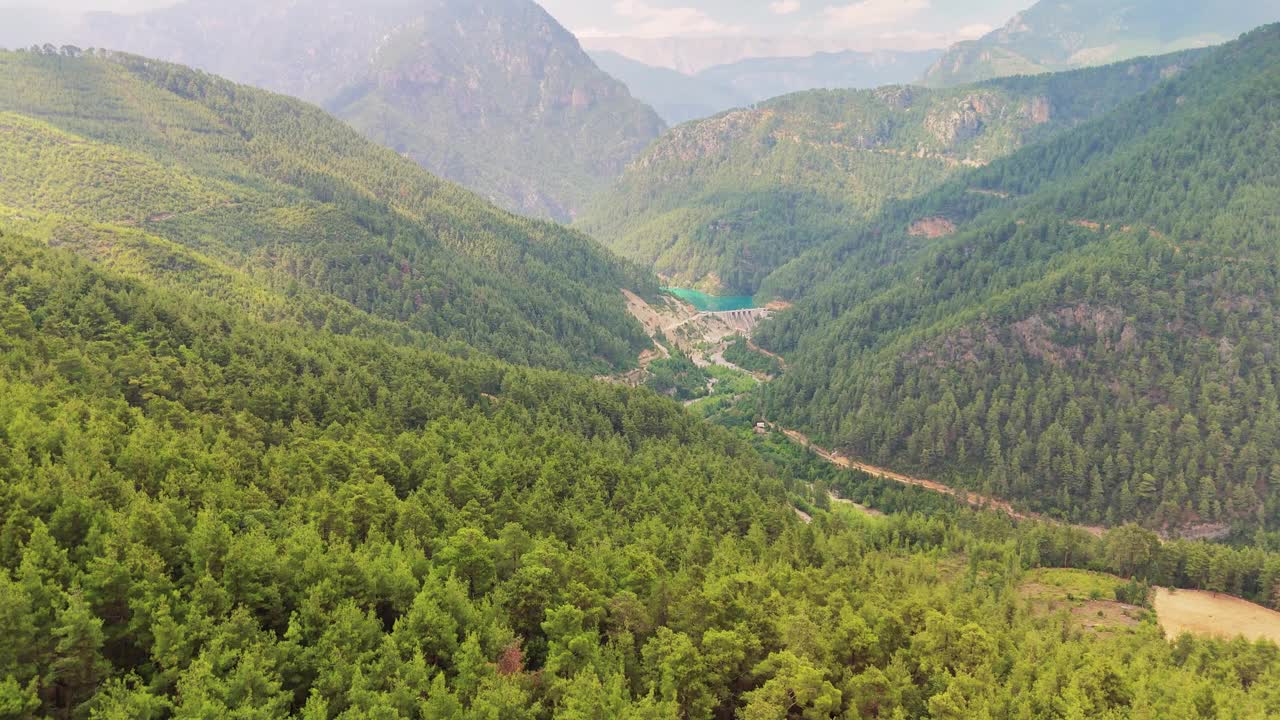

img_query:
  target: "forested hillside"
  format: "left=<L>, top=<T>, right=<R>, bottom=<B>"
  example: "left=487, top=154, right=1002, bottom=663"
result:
left=0, top=48, right=656, bottom=373
left=923, top=0, right=1279, bottom=86
left=75, top=0, right=665, bottom=221
left=754, top=24, right=1280, bottom=532
left=4, top=224, right=1280, bottom=719
left=578, top=50, right=1200, bottom=295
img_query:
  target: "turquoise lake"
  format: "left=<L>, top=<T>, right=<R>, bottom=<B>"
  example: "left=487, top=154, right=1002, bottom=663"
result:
left=664, top=288, right=757, bottom=312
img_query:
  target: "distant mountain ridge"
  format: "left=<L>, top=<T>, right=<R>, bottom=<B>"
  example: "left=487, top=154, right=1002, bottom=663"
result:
left=580, top=35, right=864, bottom=75
left=74, top=0, right=665, bottom=222
left=596, top=48, right=943, bottom=125
left=923, top=0, right=1280, bottom=86
left=697, top=50, right=943, bottom=105
left=588, top=50, right=750, bottom=126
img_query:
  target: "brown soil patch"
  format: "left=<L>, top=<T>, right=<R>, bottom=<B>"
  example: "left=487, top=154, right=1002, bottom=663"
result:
left=908, top=217, right=957, bottom=239
left=1019, top=579, right=1145, bottom=633
left=746, top=339, right=787, bottom=370
left=1155, top=588, right=1280, bottom=644
left=623, top=289, right=693, bottom=337
left=764, top=300, right=794, bottom=312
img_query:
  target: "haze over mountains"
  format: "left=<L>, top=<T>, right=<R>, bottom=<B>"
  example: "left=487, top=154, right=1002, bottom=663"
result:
left=66, top=0, right=666, bottom=222
left=593, top=48, right=943, bottom=126
left=580, top=35, right=876, bottom=75
left=924, top=0, right=1280, bottom=86
left=583, top=0, right=1280, bottom=127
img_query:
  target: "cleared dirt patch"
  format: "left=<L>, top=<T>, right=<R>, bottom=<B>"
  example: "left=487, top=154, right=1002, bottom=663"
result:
left=908, top=217, right=956, bottom=239
left=1019, top=569, right=1147, bottom=634
left=1155, top=588, right=1280, bottom=644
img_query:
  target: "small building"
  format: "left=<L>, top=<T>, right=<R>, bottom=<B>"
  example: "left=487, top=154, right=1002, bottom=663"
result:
left=755, top=422, right=769, bottom=435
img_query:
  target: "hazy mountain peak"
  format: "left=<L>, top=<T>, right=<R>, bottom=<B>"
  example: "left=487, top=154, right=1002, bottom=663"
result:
left=71, top=0, right=665, bottom=221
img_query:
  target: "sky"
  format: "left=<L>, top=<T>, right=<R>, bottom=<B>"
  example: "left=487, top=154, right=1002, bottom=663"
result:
left=1, top=0, right=166, bottom=14
left=5, top=0, right=1031, bottom=45
left=540, top=0, right=1029, bottom=42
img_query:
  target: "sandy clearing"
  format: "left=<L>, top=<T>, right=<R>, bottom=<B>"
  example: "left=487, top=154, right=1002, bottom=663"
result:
left=1154, top=588, right=1280, bottom=644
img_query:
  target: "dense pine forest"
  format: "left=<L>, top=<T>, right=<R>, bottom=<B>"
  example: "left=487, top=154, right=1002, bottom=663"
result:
left=4, top=225, right=1280, bottom=719
left=0, top=48, right=657, bottom=373
left=753, top=25, right=1280, bottom=532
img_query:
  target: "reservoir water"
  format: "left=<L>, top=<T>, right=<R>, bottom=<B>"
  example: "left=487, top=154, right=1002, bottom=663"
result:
left=664, top=288, right=757, bottom=312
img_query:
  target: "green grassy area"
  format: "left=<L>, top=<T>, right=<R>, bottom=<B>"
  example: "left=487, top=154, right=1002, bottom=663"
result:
left=1022, top=568, right=1128, bottom=602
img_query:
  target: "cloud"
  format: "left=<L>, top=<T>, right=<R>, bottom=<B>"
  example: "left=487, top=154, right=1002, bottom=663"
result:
left=608, top=0, right=742, bottom=38
left=823, top=0, right=930, bottom=29
left=769, top=0, right=802, bottom=14
left=869, top=22, right=995, bottom=49
left=956, top=23, right=994, bottom=39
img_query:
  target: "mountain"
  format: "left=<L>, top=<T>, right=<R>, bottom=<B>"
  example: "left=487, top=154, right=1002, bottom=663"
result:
left=753, top=24, right=1280, bottom=531
left=594, top=49, right=943, bottom=126
left=0, top=47, right=657, bottom=373
left=923, top=0, right=1280, bottom=86
left=578, top=50, right=1201, bottom=294
left=75, top=0, right=665, bottom=222
left=588, top=50, right=749, bottom=126
left=697, top=50, right=944, bottom=107
left=579, top=35, right=861, bottom=75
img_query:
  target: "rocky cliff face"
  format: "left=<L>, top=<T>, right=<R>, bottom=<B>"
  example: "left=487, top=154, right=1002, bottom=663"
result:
left=79, top=0, right=665, bottom=221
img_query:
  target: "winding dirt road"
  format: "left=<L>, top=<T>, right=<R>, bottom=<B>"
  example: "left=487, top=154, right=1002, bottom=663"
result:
left=778, top=426, right=1106, bottom=537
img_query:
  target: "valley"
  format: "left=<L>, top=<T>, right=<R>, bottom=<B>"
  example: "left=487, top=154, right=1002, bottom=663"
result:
left=5, top=2, right=1280, bottom=718
left=608, top=289, right=775, bottom=401
left=579, top=48, right=1202, bottom=296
